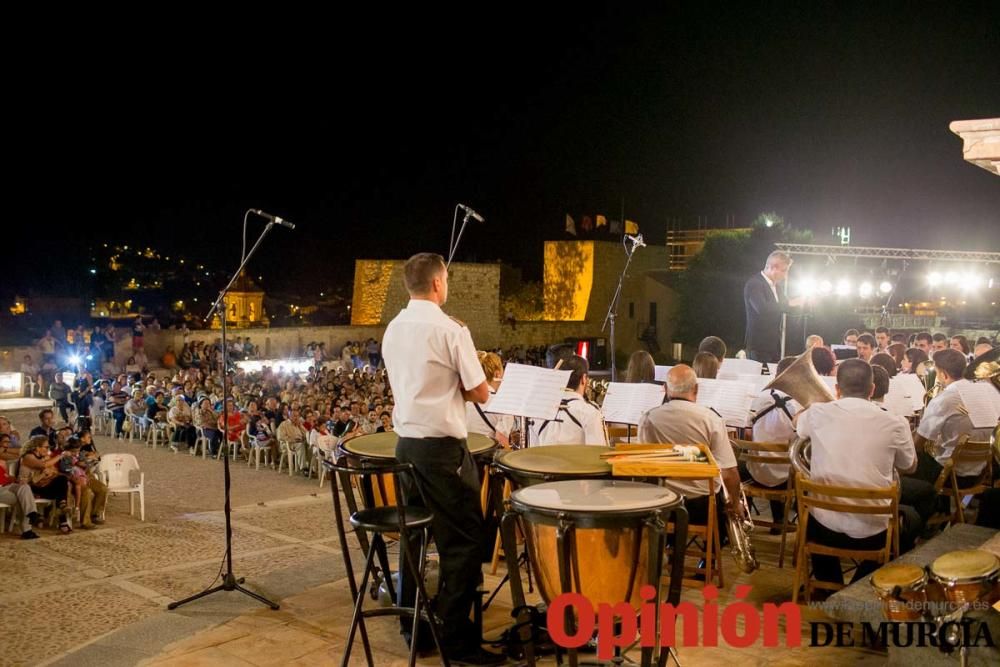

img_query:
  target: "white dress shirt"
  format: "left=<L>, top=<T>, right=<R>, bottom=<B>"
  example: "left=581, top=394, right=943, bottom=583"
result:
left=917, top=379, right=999, bottom=476
left=760, top=271, right=779, bottom=302
left=533, top=389, right=606, bottom=446
left=466, top=389, right=515, bottom=439
left=796, top=397, right=915, bottom=539
left=382, top=300, right=486, bottom=440
left=748, top=389, right=800, bottom=487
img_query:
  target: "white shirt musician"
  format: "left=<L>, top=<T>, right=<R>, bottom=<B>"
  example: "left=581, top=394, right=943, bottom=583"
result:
left=533, top=355, right=607, bottom=446
left=747, top=388, right=800, bottom=487
left=914, top=349, right=1000, bottom=480
left=465, top=351, right=515, bottom=447
left=795, top=359, right=917, bottom=586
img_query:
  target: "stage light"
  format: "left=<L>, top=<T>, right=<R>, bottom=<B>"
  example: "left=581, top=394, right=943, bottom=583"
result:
left=859, top=282, right=874, bottom=298
left=961, top=274, right=984, bottom=291
left=796, top=278, right=817, bottom=297
left=945, top=271, right=959, bottom=285
left=69, top=355, right=81, bottom=366
left=990, top=278, right=995, bottom=289
left=835, top=279, right=851, bottom=296
left=879, top=281, right=893, bottom=294
left=819, top=280, right=833, bottom=295
left=927, top=272, right=942, bottom=287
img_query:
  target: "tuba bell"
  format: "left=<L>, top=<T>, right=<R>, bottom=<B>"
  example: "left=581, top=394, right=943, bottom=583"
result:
left=789, top=436, right=812, bottom=479
left=764, top=349, right=835, bottom=408
left=916, top=359, right=942, bottom=405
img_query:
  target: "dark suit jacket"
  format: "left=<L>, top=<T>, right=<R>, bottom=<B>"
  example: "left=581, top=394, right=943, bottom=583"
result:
left=743, top=273, right=791, bottom=362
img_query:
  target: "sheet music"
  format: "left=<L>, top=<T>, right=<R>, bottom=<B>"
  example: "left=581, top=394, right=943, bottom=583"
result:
left=767, top=363, right=778, bottom=377
left=956, top=382, right=1000, bottom=429
left=739, top=373, right=771, bottom=393
left=820, top=375, right=837, bottom=395
left=830, top=344, right=856, bottom=352
left=600, top=382, right=666, bottom=425
left=696, top=378, right=756, bottom=427
left=484, top=363, right=571, bottom=420
left=719, top=358, right=763, bottom=377
left=654, top=365, right=673, bottom=382
left=881, top=392, right=915, bottom=418
left=889, top=374, right=925, bottom=413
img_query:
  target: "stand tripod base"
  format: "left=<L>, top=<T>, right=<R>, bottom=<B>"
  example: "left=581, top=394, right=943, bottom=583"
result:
left=168, top=572, right=280, bottom=611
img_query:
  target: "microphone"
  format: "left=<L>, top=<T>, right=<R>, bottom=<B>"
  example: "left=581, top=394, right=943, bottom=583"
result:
left=625, top=233, right=646, bottom=248
left=249, top=209, right=296, bottom=230
left=458, top=204, right=485, bottom=222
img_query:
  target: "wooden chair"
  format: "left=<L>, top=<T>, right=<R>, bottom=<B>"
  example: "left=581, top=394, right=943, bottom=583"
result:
left=732, top=438, right=797, bottom=568
left=928, top=435, right=994, bottom=526
left=665, top=480, right=724, bottom=589
left=792, top=473, right=898, bottom=603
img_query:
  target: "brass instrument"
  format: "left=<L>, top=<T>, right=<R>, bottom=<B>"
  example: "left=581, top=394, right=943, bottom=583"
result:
left=726, top=489, right=759, bottom=573
left=586, top=377, right=609, bottom=406
left=916, top=360, right=942, bottom=406
left=764, top=349, right=835, bottom=408
left=965, top=345, right=1000, bottom=392
left=789, top=436, right=812, bottom=478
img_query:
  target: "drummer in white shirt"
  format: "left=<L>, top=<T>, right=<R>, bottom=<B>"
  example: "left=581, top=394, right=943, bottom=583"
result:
left=741, top=355, right=799, bottom=532
left=532, top=355, right=607, bottom=446
left=465, top=351, right=515, bottom=448
left=795, top=359, right=919, bottom=586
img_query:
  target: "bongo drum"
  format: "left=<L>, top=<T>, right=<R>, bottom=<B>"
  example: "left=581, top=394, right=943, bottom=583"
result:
left=929, top=549, right=1000, bottom=608
left=870, top=563, right=928, bottom=621
left=510, top=479, right=680, bottom=608
left=493, top=444, right=612, bottom=489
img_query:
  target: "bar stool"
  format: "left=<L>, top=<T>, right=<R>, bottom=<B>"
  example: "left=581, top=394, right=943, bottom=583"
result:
left=324, top=459, right=448, bottom=667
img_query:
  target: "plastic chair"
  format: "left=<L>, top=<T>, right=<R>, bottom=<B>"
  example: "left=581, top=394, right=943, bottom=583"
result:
left=249, top=435, right=274, bottom=470
left=276, top=440, right=298, bottom=476
left=323, top=458, right=447, bottom=666
left=792, top=473, right=898, bottom=603
left=97, top=453, right=145, bottom=521
left=192, top=427, right=212, bottom=458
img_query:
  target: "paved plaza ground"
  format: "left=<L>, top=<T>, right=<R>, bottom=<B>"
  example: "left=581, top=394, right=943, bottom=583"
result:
left=1, top=407, right=882, bottom=667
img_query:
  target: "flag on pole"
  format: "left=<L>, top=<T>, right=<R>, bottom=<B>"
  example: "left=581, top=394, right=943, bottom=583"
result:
left=565, top=214, right=577, bottom=236
left=625, top=220, right=639, bottom=235
left=609, top=219, right=622, bottom=234
left=581, top=215, right=593, bottom=232
left=596, top=214, right=607, bottom=228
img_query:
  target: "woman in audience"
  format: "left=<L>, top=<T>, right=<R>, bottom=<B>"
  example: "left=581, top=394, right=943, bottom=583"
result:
left=195, top=397, right=222, bottom=456
left=625, top=350, right=656, bottom=383
left=19, top=435, right=73, bottom=533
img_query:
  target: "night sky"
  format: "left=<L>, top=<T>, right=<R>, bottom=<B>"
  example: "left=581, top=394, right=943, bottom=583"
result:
left=10, top=4, right=999, bottom=300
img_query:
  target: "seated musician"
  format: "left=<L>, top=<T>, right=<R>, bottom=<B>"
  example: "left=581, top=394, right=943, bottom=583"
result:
left=875, top=326, right=891, bottom=354
left=855, top=333, right=876, bottom=362
left=795, top=359, right=919, bottom=586
left=742, top=355, right=798, bottom=531
left=533, top=355, right=606, bottom=446
left=697, top=336, right=727, bottom=363
left=805, top=334, right=824, bottom=349
left=465, top=351, right=514, bottom=448
left=638, top=365, right=742, bottom=540
left=931, top=332, right=949, bottom=353
left=625, top=350, right=656, bottom=383
left=811, top=346, right=836, bottom=376
left=911, top=349, right=1000, bottom=487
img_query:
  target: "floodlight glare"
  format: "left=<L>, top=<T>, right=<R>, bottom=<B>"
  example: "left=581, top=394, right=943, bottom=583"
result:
left=961, top=274, right=984, bottom=291
left=835, top=279, right=851, bottom=296
left=859, top=282, right=874, bottom=298
left=927, top=272, right=942, bottom=287
left=797, top=278, right=817, bottom=297
left=945, top=271, right=959, bottom=285
left=69, top=355, right=81, bottom=366
left=879, top=281, right=893, bottom=294
left=819, top=280, right=833, bottom=295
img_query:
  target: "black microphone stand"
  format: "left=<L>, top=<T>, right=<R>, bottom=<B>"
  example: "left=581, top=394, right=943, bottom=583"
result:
left=168, top=215, right=280, bottom=612
left=602, top=236, right=641, bottom=381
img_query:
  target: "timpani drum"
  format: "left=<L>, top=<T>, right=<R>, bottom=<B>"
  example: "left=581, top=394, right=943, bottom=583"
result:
left=929, top=549, right=1000, bottom=608
left=870, top=563, right=928, bottom=621
left=510, top=479, right=680, bottom=609
left=339, top=432, right=497, bottom=507
left=493, top=445, right=612, bottom=488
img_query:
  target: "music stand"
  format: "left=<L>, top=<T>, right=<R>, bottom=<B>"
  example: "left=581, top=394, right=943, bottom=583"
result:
left=168, top=213, right=280, bottom=612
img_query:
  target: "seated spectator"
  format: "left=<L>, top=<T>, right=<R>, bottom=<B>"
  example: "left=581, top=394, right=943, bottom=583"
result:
left=18, top=436, right=73, bottom=534
left=0, top=433, right=41, bottom=538
left=168, top=393, right=197, bottom=451
left=162, top=346, right=177, bottom=369
left=20, top=354, right=41, bottom=395
left=276, top=407, right=309, bottom=475
left=194, top=398, right=222, bottom=456
left=0, top=415, right=21, bottom=451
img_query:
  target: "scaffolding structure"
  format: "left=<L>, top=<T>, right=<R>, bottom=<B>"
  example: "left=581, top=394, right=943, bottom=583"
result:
left=773, top=243, right=1000, bottom=265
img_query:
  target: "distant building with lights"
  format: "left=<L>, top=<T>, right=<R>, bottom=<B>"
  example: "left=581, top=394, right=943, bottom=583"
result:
left=211, top=271, right=268, bottom=329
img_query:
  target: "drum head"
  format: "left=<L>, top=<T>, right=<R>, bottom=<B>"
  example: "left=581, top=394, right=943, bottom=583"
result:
left=342, top=432, right=495, bottom=460
left=871, top=563, right=926, bottom=593
left=497, top=445, right=611, bottom=475
left=931, top=550, right=1000, bottom=584
left=512, top=479, right=678, bottom=513
left=341, top=432, right=397, bottom=460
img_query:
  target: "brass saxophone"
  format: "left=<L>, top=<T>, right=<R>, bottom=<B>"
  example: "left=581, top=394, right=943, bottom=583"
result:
left=726, top=489, right=759, bottom=573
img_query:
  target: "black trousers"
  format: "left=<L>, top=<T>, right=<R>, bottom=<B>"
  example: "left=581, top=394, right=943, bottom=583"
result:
left=683, top=489, right=729, bottom=544
left=807, top=519, right=889, bottom=586
left=396, top=436, right=483, bottom=653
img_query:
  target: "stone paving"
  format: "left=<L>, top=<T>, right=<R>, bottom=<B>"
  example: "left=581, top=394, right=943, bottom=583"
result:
left=2, top=408, right=885, bottom=666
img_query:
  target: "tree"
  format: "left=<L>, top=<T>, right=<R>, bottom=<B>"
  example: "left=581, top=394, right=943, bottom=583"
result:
left=673, top=214, right=811, bottom=351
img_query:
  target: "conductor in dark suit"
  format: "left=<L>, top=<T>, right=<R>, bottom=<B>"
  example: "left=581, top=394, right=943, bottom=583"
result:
left=744, top=250, right=805, bottom=362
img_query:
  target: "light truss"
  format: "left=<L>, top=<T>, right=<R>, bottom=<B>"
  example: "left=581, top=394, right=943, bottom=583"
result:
left=774, top=243, right=1000, bottom=264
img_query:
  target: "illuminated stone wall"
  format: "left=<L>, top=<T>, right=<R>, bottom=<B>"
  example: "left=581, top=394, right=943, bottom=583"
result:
left=543, top=241, right=594, bottom=320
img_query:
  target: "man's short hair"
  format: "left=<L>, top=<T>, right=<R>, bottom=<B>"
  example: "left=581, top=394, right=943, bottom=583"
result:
left=976, top=336, right=992, bottom=346
left=805, top=334, right=824, bottom=348
left=810, top=346, right=836, bottom=376
left=870, top=353, right=898, bottom=378
left=932, top=333, right=948, bottom=344
left=837, top=359, right=873, bottom=397
left=38, top=408, right=53, bottom=421
left=871, top=366, right=890, bottom=400
left=875, top=326, right=890, bottom=336
left=402, top=253, right=446, bottom=295
left=561, top=355, right=589, bottom=389
left=764, top=250, right=792, bottom=269
left=857, top=333, right=876, bottom=349
left=891, top=333, right=907, bottom=344
left=916, top=332, right=933, bottom=345
left=932, top=349, right=967, bottom=380
left=776, top=356, right=797, bottom=376
left=546, top=344, right=575, bottom=369
left=697, top=336, right=727, bottom=362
